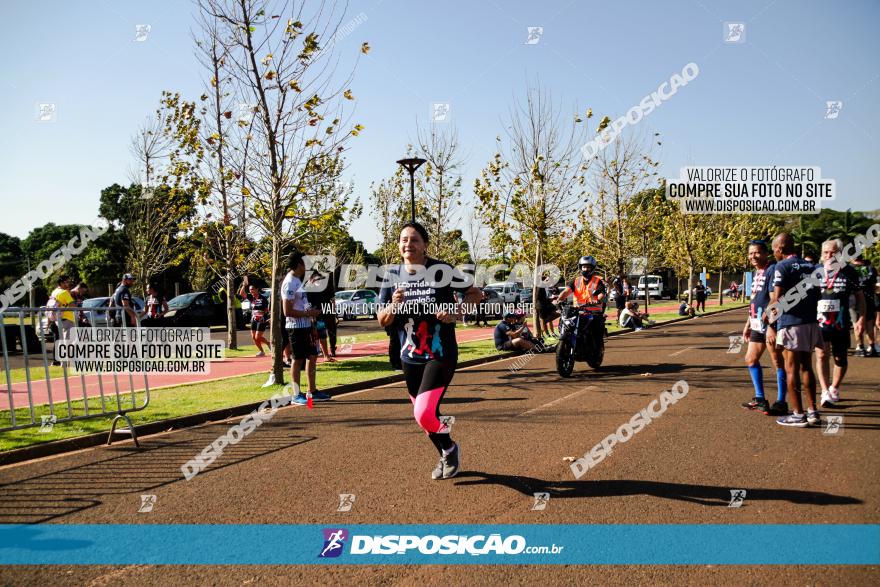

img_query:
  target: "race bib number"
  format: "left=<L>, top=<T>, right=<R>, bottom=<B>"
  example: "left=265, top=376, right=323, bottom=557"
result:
left=750, top=317, right=765, bottom=333
left=817, top=299, right=840, bottom=313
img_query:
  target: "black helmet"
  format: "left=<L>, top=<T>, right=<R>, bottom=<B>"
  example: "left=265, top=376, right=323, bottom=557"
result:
left=579, top=255, right=596, bottom=268
left=579, top=255, right=596, bottom=278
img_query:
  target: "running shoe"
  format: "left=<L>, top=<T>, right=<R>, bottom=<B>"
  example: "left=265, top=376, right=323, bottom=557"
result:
left=806, top=410, right=821, bottom=426
left=742, top=397, right=770, bottom=412
left=866, top=346, right=878, bottom=358
left=854, top=346, right=865, bottom=357
left=255, top=351, right=265, bottom=357
left=292, top=393, right=309, bottom=406
left=312, top=390, right=332, bottom=402
left=431, top=457, right=445, bottom=480
left=776, top=413, right=808, bottom=427
left=442, top=443, right=460, bottom=479
left=767, top=401, right=789, bottom=416
left=828, top=386, right=840, bottom=403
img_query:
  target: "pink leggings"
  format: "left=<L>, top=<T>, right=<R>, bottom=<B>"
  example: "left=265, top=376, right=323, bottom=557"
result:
left=402, top=358, right=456, bottom=452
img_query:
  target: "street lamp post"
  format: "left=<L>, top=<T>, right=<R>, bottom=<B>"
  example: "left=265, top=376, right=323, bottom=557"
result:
left=396, top=157, right=426, bottom=223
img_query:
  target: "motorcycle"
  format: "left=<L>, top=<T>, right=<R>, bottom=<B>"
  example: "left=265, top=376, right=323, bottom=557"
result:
left=555, top=303, right=606, bottom=377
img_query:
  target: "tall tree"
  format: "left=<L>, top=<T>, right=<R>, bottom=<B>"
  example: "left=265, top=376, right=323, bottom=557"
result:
left=199, top=0, right=366, bottom=383
left=417, top=124, right=465, bottom=261
left=474, top=82, right=598, bottom=335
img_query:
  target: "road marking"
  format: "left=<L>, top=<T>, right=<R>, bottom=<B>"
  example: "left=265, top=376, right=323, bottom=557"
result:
left=519, top=387, right=596, bottom=416
left=668, top=346, right=693, bottom=357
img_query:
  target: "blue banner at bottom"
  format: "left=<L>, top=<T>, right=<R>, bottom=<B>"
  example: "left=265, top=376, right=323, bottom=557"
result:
left=0, top=524, right=877, bottom=565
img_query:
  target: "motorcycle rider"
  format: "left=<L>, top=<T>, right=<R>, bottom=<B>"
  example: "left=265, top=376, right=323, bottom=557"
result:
left=554, top=256, right=607, bottom=311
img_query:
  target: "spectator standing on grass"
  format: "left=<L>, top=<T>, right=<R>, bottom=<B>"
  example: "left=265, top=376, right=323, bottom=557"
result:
left=694, top=281, right=707, bottom=313
left=612, top=272, right=628, bottom=318
left=537, top=285, right=559, bottom=337
left=306, top=272, right=337, bottom=363
left=111, top=273, right=138, bottom=327
left=769, top=233, right=822, bottom=428
left=282, top=253, right=330, bottom=405
left=47, top=275, right=75, bottom=365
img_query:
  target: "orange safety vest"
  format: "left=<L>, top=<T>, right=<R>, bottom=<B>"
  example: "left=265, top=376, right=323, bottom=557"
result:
left=572, top=274, right=604, bottom=309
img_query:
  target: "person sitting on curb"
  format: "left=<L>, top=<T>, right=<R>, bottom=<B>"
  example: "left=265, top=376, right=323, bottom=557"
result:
left=679, top=298, right=696, bottom=318
left=619, top=301, right=652, bottom=331
left=494, top=310, right=536, bottom=353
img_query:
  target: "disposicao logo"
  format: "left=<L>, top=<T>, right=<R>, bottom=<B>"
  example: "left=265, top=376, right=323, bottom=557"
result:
left=319, top=528, right=349, bottom=558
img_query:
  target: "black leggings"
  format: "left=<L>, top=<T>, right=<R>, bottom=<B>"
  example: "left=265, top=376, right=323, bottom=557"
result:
left=402, top=358, right=457, bottom=453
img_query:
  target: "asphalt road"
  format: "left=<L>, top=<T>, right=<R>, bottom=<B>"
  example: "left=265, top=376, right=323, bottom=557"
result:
left=1, top=308, right=877, bottom=585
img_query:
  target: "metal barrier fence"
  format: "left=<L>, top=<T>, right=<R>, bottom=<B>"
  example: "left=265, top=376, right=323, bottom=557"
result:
left=0, top=306, right=150, bottom=446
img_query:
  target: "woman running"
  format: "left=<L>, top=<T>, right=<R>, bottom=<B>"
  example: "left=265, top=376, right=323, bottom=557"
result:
left=377, top=222, right=481, bottom=480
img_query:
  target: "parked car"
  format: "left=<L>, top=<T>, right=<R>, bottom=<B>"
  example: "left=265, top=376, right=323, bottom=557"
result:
left=484, top=282, right=522, bottom=304
left=78, top=296, right=146, bottom=328
left=163, top=292, right=244, bottom=328
left=462, top=288, right=506, bottom=322
left=335, top=289, right=377, bottom=320
left=240, top=287, right=272, bottom=321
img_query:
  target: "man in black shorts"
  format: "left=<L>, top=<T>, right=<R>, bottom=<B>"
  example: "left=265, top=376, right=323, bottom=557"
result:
left=815, top=239, right=865, bottom=407
left=612, top=272, right=628, bottom=319
left=282, top=253, right=329, bottom=405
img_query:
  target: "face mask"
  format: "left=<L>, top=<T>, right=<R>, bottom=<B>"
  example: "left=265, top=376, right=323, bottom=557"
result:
left=581, top=268, right=592, bottom=278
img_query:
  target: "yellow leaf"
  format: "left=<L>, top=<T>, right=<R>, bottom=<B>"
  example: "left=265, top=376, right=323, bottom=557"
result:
left=361, top=42, right=370, bottom=54
left=289, top=80, right=301, bottom=92
left=261, top=53, right=273, bottom=65
left=241, top=186, right=251, bottom=196
left=343, top=89, right=354, bottom=100
left=265, top=71, right=276, bottom=80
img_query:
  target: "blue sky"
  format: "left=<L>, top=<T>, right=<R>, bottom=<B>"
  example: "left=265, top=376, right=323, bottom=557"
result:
left=1, top=0, right=877, bottom=250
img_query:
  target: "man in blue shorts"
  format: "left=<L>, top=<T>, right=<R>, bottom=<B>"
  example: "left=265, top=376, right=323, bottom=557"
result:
left=741, top=239, right=787, bottom=415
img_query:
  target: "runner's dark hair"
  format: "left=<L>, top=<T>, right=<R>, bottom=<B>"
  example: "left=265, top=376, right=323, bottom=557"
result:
left=401, top=222, right=430, bottom=244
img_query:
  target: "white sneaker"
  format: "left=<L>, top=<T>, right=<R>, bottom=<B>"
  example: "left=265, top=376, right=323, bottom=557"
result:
left=255, top=351, right=266, bottom=357
left=820, top=389, right=831, bottom=407
left=828, top=386, right=840, bottom=403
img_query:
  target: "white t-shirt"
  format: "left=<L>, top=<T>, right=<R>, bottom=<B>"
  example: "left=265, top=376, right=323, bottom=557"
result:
left=281, top=272, right=312, bottom=329
left=618, top=308, right=634, bottom=327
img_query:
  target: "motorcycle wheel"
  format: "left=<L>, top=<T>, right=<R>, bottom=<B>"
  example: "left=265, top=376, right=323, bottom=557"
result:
left=556, top=338, right=575, bottom=377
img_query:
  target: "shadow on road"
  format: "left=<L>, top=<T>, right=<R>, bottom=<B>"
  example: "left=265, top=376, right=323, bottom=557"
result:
left=0, top=426, right=316, bottom=524
left=453, top=473, right=863, bottom=507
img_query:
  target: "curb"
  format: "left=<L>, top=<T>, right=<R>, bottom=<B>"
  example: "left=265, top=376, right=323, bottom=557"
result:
left=0, top=305, right=746, bottom=467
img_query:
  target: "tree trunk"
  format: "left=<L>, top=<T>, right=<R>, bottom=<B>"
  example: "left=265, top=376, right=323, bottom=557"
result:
left=533, top=241, right=542, bottom=338
left=717, top=270, right=724, bottom=307
left=270, top=236, right=285, bottom=384
left=225, top=267, right=237, bottom=350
